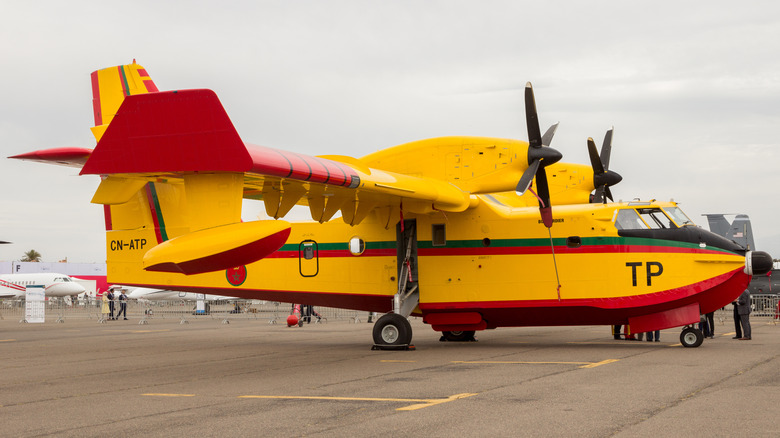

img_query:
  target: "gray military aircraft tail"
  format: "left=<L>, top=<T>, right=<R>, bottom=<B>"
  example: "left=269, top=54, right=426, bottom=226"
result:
left=703, top=213, right=776, bottom=294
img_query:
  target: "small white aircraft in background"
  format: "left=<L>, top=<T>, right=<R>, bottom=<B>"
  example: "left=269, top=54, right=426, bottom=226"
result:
left=0, top=273, right=86, bottom=299
left=119, top=286, right=238, bottom=302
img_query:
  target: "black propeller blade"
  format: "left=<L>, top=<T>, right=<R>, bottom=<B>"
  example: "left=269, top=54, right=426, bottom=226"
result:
left=516, top=82, right=562, bottom=228
left=587, top=128, right=622, bottom=203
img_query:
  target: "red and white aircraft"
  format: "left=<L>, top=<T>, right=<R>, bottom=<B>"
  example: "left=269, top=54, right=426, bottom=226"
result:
left=0, top=273, right=86, bottom=299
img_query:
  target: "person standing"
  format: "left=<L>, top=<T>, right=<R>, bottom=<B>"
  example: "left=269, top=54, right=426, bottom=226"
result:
left=732, top=300, right=742, bottom=339
left=736, top=289, right=752, bottom=340
left=116, top=289, right=128, bottom=320
left=704, top=311, right=715, bottom=339
left=107, top=288, right=115, bottom=320
left=101, top=291, right=110, bottom=321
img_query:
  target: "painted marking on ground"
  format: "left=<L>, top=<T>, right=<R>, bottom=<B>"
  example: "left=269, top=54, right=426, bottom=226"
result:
left=105, top=329, right=172, bottom=334
left=452, top=359, right=619, bottom=369
left=0, top=339, right=16, bottom=343
left=566, top=341, right=666, bottom=346
left=239, top=393, right=478, bottom=411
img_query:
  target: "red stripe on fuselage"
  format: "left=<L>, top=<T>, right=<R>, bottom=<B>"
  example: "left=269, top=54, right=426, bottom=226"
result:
left=266, top=248, right=395, bottom=259
left=268, top=243, right=729, bottom=259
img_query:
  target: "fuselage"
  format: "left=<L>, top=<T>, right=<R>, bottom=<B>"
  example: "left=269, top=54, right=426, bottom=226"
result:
left=0, top=273, right=86, bottom=298
left=105, top=198, right=769, bottom=333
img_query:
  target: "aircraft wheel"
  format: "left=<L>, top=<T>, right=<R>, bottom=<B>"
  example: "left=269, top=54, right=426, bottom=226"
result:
left=680, top=327, right=704, bottom=348
left=440, top=330, right=476, bottom=342
left=372, top=313, right=412, bottom=346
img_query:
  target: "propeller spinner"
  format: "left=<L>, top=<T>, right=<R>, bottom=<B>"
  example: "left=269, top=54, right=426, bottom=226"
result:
left=516, top=82, right=562, bottom=228
left=587, top=129, right=622, bottom=203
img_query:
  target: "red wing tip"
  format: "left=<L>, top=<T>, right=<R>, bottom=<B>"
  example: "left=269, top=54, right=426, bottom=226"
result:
left=9, top=148, right=93, bottom=162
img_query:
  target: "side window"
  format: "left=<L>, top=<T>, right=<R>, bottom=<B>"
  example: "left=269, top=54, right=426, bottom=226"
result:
left=615, top=209, right=648, bottom=230
left=302, top=243, right=315, bottom=260
left=348, top=236, right=365, bottom=256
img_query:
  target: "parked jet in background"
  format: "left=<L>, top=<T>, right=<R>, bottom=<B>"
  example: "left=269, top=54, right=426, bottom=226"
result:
left=121, top=286, right=237, bottom=302
left=0, top=273, right=86, bottom=298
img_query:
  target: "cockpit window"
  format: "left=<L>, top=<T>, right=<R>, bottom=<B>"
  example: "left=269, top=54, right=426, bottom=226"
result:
left=615, top=209, right=648, bottom=230
left=615, top=208, right=679, bottom=230
left=663, top=207, right=695, bottom=227
left=637, top=208, right=675, bottom=229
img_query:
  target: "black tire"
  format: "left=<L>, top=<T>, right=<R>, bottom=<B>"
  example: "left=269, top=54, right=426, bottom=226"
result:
left=441, top=330, right=476, bottom=342
left=680, top=327, right=704, bottom=348
left=372, top=313, right=412, bottom=346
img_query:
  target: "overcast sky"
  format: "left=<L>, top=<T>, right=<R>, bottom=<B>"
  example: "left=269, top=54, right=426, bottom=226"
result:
left=2, top=1, right=780, bottom=263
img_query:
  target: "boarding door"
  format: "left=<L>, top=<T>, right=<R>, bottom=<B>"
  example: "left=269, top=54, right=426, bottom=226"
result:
left=395, top=219, right=419, bottom=315
left=299, top=240, right=319, bottom=277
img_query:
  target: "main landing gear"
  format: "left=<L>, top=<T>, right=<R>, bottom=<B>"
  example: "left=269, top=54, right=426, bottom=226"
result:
left=679, top=325, right=704, bottom=348
left=371, top=219, right=418, bottom=351
left=372, top=313, right=414, bottom=350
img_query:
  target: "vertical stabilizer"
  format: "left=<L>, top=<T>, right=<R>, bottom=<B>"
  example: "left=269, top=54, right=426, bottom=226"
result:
left=703, top=213, right=757, bottom=250
left=702, top=214, right=730, bottom=238
left=729, top=214, right=756, bottom=251
left=90, top=61, right=159, bottom=142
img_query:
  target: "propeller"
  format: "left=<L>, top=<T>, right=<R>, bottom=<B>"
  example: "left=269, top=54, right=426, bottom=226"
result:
left=516, top=82, right=562, bottom=228
left=587, top=128, right=622, bottom=203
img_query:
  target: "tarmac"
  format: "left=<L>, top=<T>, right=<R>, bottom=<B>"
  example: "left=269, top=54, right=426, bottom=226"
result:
left=1, top=313, right=779, bottom=437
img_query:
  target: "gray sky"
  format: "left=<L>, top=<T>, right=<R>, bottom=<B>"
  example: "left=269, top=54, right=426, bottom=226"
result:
left=2, top=1, right=780, bottom=263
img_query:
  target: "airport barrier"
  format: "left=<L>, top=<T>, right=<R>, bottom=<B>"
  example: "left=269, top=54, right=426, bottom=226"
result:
left=2, top=295, right=776, bottom=325
left=0, top=297, right=375, bottom=325
left=713, top=294, right=780, bottom=325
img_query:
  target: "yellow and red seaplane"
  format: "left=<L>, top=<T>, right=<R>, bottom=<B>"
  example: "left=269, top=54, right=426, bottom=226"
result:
left=11, top=62, right=772, bottom=348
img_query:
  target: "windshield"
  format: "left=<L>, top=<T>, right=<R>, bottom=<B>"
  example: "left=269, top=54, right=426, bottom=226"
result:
left=663, top=206, right=695, bottom=227
left=615, top=208, right=678, bottom=230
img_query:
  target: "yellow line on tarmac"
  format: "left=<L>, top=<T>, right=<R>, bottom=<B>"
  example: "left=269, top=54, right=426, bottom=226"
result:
left=452, top=360, right=618, bottom=369
left=143, top=393, right=196, bottom=397
left=105, top=329, right=172, bottom=334
left=239, top=393, right=478, bottom=411
left=579, top=359, right=620, bottom=368
left=0, top=339, right=16, bottom=343
left=397, top=393, right=478, bottom=411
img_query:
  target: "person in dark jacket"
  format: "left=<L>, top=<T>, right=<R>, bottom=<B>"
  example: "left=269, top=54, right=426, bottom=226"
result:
left=107, top=289, right=115, bottom=320
left=736, top=289, right=752, bottom=340
left=116, top=289, right=128, bottom=320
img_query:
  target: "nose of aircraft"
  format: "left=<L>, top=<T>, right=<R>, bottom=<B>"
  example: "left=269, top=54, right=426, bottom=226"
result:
left=746, top=251, right=773, bottom=276
left=68, top=282, right=87, bottom=295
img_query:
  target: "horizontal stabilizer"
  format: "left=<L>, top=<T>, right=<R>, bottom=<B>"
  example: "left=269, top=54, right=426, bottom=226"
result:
left=143, top=220, right=291, bottom=275
left=9, top=147, right=93, bottom=168
left=81, top=89, right=252, bottom=175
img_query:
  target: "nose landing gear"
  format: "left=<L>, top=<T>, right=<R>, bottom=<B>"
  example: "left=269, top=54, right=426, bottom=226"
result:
left=680, top=326, right=704, bottom=348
